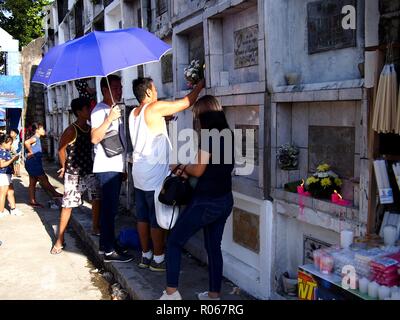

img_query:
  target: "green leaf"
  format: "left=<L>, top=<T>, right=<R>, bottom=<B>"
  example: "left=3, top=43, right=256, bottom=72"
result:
left=0, top=0, right=53, bottom=48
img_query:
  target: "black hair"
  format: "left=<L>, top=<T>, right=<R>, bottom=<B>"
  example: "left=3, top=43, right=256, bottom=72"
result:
left=199, top=111, right=230, bottom=131
left=8, top=128, right=19, bottom=136
left=100, top=75, right=121, bottom=95
left=132, top=77, right=154, bottom=103
left=0, top=134, right=13, bottom=145
left=31, top=122, right=44, bottom=132
left=71, top=97, right=90, bottom=117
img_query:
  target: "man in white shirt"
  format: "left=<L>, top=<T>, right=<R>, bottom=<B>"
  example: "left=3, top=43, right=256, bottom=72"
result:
left=130, top=77, right=204, bottom=271
left=91, top=74, right=133, bottom=263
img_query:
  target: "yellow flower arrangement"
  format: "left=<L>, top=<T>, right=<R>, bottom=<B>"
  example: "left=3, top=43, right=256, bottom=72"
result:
left=306, top=176, right=319, bottom=185
left=334, top=178, right=343, bottom=187
left=321, top=178, right=332, bottom=187
left=317, top=163, right=330, bottom=172
left=304, top=163, right=342, bottom=199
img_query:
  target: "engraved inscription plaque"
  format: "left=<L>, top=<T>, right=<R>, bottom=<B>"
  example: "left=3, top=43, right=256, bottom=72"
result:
left=233, top=208, right=260, bottom=253
left=234, top=25, right=259, bottom=69
left=307, top=0, right=356, bottom=54
left=161, top=54, right=173, bottom=83
left=308, top=126, right=355, bottom=179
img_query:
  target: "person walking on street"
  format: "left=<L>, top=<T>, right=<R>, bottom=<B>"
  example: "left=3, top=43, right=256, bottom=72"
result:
left=91, top=75, right=133, bottom=263
left=160, top=95, right=234, bottom=300
left=0, top=134, right=23, bottom=217
left=130, top=77, right=204, bottom=272
left=51, top=98, right=101, bottom=254
left=24, top=123, right=63, bottom=208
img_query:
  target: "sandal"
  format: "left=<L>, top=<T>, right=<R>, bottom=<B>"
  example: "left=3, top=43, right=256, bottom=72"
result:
left=29, top=202, right=44, bottom=208
left=50, top=245, right=63, bottom=255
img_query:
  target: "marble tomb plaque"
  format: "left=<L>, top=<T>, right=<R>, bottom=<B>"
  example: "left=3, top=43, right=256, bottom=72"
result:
left=161, top=54, right=173, bottom=83
left=308, top=126, right=355, bottom=179
left=307, top=0, right=356, bottom=54
left=234, top=25, right=259, bottom=69
left=233, top=208, right=260, bottom=253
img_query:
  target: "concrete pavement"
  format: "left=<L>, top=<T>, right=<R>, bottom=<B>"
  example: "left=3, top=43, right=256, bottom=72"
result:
left=42, top=161, right=254, bottom=301
left=0, top=171, right=110, bottom=300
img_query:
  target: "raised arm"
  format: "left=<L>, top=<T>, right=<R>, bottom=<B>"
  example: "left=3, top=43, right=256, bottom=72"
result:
left=91, top=105, right=121, bottom=144
left=148, top=80, right=205, bottom=117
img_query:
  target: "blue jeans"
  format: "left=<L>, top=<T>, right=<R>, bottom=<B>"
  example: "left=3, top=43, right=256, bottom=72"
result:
left=96, top=172, right=123, bottom=253
left=166, top=192, right=233, bottom=292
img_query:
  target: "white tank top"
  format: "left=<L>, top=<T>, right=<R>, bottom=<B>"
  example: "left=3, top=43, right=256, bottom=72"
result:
left=129, top=104, right=171, bottom=191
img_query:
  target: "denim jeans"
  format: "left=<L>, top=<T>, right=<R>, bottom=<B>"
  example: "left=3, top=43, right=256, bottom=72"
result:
left=166, top=192, right=233, bottom=292
left=96, top=172, right=123, bottom=253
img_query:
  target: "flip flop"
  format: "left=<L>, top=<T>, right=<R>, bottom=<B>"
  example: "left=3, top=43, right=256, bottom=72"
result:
left=29, top=202, right=44, bottom=208
left=50, top=245, right=63, bottom=255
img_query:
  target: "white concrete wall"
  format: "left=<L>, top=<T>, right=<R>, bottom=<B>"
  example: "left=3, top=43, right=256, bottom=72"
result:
left=0, top=28, right=21, bottom=75
left=265, top=0, right=365, bottom=91
left=222, top=6, right=259, bottom=85
left=272, top=209, right=340, bottom=280
left=222, top=194, right=273, bottom=300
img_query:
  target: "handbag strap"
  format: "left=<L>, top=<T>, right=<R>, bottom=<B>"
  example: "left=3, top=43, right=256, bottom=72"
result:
left=168, top=205, right=180, bottom=231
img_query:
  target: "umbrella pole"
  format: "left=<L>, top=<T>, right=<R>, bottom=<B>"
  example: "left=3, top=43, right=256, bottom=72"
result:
left=106, top=76, right=116, bottom=106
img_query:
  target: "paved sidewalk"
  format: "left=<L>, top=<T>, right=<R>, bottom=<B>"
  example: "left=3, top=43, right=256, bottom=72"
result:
left=0, top=171, right=110, bottom=300
left=43, top=161, right=254, bottom=301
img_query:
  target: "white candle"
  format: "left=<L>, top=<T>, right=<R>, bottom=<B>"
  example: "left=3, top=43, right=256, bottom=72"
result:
left=340, top=230, right=354, bottom=249
left=359, top=278, right=369, bottom=294
left=390, top=286, right=399, bottom=296
left=368, top=281, right=379, bottom=299
left=391, top=292, right=400, bottom=300
left=378, top=285, right=391, bottom=300
left=383, top=225, right=398, bottom=246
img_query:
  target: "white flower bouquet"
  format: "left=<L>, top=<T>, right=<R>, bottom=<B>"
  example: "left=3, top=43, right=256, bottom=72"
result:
left=184, top=60, right=204, bottom=88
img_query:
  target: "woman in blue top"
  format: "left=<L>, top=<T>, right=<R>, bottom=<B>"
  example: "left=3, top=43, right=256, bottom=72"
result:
left=160, top=95, right=234, bottom=300
left=0, top=134, right=22, bottom=217
left=24, top=123, right=63, bottom=207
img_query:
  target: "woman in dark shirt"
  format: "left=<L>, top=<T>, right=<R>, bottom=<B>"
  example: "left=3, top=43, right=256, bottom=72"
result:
left=160, top=95, right=234, bottom=300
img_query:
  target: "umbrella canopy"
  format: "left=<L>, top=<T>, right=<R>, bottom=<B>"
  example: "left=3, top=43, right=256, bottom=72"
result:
left=32, top=27, right=171, bottom=87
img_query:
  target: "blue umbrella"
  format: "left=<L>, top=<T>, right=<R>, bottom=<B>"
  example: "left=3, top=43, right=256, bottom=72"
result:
left=32, top=27, right=171, bottom=87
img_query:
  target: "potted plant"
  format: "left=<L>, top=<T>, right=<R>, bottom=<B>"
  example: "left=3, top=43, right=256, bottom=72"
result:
left=277, top=144, right=299, bottom=170
left=305, top=163, right=342, bottom=199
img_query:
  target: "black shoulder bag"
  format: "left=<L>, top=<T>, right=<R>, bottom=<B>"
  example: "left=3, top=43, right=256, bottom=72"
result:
left=158, top=165, right=193, bottom=206
left=158, top=165, right=194, bottom=230
left=100, top=108, right=124, bottom=158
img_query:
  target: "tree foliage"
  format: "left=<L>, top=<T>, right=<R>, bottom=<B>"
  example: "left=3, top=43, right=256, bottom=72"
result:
left=0, top=0, right=52, bottom=48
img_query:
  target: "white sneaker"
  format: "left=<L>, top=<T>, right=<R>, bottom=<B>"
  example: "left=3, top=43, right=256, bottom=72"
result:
left=197, top=291, right=221, bottom=300
left=159, top=290, right=182, bottom=300
left=10, top=208, right=23, bottom=216
left=0, top=210, right=10, bottom=218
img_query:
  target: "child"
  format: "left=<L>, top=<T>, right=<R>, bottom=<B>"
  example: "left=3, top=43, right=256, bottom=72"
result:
left=0, top=134, right=23, bottom=217
left=51, top=98, right=101, bottom=254
left=9, top=128, right=21, bottom=177
left=24, top=123, right=63, bottom=207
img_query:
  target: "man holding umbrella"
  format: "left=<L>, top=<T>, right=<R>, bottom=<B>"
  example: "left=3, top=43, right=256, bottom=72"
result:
left=91, top=75, right=133, bottom=262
